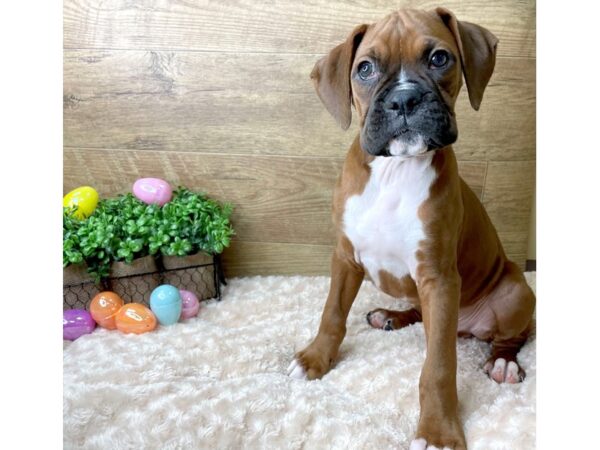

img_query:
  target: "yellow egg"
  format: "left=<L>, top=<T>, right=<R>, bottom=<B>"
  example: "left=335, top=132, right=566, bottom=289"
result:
left=63, top=186, right=99, bottom=219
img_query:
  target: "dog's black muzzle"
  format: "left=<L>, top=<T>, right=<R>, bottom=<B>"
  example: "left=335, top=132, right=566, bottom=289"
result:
left=360, top=80, right=458, bottom=157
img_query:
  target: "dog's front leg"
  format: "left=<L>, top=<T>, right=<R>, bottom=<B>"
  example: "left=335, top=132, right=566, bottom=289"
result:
left=411, top=269, right=467, bottom=450
left=288, top=248, right=364, bottom=380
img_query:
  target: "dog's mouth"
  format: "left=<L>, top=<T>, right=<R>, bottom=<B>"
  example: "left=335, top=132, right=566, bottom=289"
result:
left=383, top=128, right=427, bottom=158
left=361, top=88, right=459, bottom=157
left=392, top=128, right=411, bottom=138
left=361, top=117, right=455, bottom=157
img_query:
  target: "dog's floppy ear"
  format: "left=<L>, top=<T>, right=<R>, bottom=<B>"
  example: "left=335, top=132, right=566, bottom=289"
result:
left=435, top=7, right=498, bottom=110
left=310, top=24, right=369, bottom=130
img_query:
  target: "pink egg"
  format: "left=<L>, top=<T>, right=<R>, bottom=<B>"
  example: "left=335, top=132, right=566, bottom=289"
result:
left=179, top=290, right=200, bottom=320
left=132, top=178, right=172, bottom=206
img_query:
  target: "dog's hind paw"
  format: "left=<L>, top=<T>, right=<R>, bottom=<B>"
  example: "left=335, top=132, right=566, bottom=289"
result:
left=366, top=307, right=422, bottom=330
left=484, top=357, right=525, bottom=384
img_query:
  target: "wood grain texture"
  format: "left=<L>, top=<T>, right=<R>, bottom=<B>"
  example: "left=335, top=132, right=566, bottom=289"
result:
left=483, top=161, right=535, bottom=232
left=483, top=161, right=536, bottom=269
left=64, top=0, right=535, bottom=58
left=64, top=50, right=534, bottom=161
left=222, top=241, right=334, bottom=277
left=64, top=147, right=487, bottom=246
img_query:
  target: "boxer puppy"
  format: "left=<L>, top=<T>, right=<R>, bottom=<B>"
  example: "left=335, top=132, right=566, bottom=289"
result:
left=287, top=8, right=535, bottom=450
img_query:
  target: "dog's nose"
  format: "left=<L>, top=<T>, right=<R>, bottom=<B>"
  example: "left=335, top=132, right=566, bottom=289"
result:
left=385, top=86, right=424, bottom=116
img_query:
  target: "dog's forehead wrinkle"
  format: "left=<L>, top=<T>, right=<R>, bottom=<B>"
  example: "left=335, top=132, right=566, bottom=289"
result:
left=362, top=17, right=424, bottom=56
left=362, top=9, right=455, bottom=61
left=361, top=32, right=434, bottom=72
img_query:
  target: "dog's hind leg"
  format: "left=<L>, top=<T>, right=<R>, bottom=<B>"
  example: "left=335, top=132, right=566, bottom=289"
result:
left=366, top=307, right=422, bottom=330
left=484, top=330, right=531, bottom=383
left=484, top=261, right=536, bottom=384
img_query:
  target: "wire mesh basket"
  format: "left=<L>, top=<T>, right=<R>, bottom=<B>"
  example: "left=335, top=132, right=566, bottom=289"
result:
left=63, top=253, right=225, bottom=310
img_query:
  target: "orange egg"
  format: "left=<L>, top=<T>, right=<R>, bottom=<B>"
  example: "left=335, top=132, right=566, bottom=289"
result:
left=115, top=303, right=157, bottom=334
left=90, top=291, right=124, bottom=330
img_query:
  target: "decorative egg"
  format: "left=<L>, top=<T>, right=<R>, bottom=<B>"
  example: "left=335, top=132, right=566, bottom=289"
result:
left=179, top=289, right=200, bottom=320
left=90, top=291, right=124, bottom=330
left=63, top=186, right=99, bottom=219
left=63, top=309, right=96, bottom=340
left=150, top=284, right=182, bottom=325
left=132, top=178, right=172, bottom=206
left=115, top=303, right=157, bottom=334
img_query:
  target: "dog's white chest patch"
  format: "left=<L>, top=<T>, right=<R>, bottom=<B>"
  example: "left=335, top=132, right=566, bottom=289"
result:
left=343, top=154, right=437, bottom=286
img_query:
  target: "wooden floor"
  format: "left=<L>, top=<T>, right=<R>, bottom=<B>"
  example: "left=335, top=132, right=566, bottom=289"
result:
left=64, top=0, right=536, bottom=277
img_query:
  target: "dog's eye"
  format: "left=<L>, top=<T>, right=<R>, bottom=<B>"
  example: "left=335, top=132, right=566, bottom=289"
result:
left=430, top=50, right=449, bottom=68
left=357, top=61, right=375, bottom=80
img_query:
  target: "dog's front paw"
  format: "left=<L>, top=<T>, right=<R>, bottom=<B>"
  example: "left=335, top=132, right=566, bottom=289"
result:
left=411, top=416, right=466, bottom=450
left=410, top=436, right=465, bottom=450
left=287, top=358, right=307, bottom=379
left=287, top=343, right=333, bottom=380
left=409, top=438, right=455, bottom=450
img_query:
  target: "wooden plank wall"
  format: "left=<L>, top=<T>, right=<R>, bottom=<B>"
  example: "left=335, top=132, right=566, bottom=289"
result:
left=64, top=0, right=536, bottom=277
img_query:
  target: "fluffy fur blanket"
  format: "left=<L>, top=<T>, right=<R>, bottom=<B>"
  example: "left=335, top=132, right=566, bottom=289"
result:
left=64, top=273, right=536, bottom=449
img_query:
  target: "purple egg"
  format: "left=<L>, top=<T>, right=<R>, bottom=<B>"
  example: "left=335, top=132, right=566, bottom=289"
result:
left=179, top=290, right=200, bottom=320
left=63, top=309, right=96, bottom=340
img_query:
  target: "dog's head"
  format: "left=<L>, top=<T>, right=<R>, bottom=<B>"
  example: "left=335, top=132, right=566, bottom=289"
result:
left=311, top=8, right=498, bottom=157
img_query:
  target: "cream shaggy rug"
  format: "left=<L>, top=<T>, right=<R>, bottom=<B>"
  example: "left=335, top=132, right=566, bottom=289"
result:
left=63, top=273, right=536, bottom=450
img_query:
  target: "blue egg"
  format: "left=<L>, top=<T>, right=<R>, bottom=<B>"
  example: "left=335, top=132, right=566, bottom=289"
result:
left=150, top=284, right=182, bottom=325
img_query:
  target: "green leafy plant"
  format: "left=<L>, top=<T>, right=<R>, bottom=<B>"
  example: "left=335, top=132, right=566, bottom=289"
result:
left=63, top=187, right=234, bottom=282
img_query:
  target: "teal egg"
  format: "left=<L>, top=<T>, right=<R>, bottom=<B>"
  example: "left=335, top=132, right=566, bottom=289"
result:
left=150, top=284, right=182, bottom=325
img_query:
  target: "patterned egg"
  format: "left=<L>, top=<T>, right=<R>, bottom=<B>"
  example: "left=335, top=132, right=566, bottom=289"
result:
left=63, top=309, right=96, bottom=340
left=132, top=178, right=172, bottom=206
left=150, top=285, right=182, bottom=326
left=90, top=291, right=124, bottom=330
left=179, top=290, right=200, bottom=320
left=115, top=303, right=157, bottom=334
left=63, top=186, right=99, bottom=219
